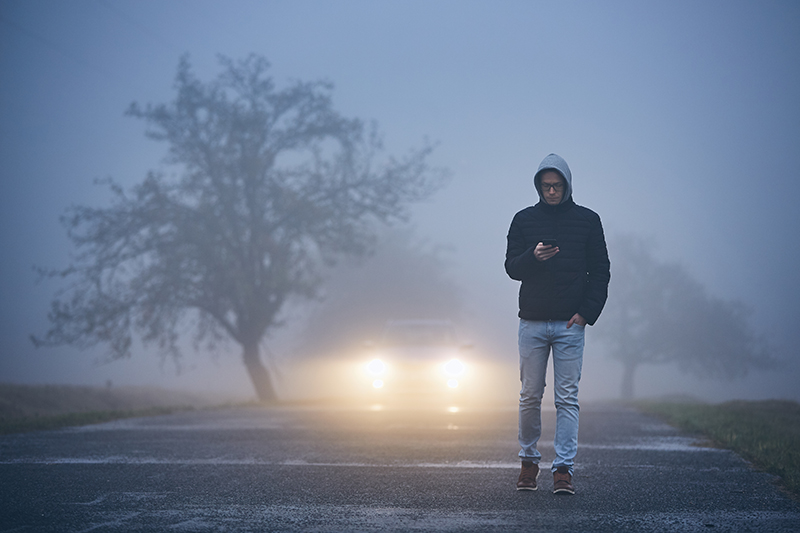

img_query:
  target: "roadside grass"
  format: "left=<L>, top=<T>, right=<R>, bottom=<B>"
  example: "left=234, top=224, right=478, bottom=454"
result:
left=0, top=383, right=240, bottom=435
left=0, top=406, right=189, bottom=435
left=638, top=399, right=800, bottom=497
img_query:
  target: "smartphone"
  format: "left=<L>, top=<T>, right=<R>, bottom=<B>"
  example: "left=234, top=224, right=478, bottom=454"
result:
left=540, top=238, right=558, bottom=248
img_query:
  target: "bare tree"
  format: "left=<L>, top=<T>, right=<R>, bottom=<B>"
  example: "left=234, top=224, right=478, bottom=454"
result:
left=596, top=235, right=776, bottom=399
left=32, top=55, right=447, bottom=402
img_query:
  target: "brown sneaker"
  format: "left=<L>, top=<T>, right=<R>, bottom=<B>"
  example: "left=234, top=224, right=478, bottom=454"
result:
left=516, top=462, right=539, bottom=491
left=553, top=466, right=575, bottom=494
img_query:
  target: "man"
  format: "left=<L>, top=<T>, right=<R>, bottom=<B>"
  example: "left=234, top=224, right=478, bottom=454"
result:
left=505, top=153, right=610, bottom=494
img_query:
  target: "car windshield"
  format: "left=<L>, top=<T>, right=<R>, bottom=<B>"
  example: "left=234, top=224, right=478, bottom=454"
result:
left=381, top=321, right=457, bottom=346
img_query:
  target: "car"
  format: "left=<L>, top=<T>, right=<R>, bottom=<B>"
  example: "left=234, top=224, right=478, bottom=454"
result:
left=360, top=319, right=474, bottom=405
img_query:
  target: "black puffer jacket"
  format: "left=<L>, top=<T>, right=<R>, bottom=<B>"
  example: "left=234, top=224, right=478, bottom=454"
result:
left=505, top=198, right=610, bottom=324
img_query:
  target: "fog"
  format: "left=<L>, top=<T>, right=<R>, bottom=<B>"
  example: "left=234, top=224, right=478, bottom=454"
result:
left=1, top=1, right=798, bottom=403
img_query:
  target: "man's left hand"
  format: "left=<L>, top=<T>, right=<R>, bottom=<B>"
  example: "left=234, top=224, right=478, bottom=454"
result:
left=567, top=313, right=587, bottom=328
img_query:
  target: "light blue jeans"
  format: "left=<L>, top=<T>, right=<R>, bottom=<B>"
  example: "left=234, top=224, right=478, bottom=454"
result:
left=518, top=318, right=585, bottom=475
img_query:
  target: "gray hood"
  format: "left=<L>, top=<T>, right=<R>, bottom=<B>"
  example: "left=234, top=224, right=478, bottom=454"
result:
left=533, top=153, right=572, bottom=205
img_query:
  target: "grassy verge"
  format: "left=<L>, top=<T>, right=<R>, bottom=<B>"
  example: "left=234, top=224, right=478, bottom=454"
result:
left=0, top=406, right=190, bottom=435
left=0, top=383, right=241, bottom=435
left=637, top=399, right=800, bottom=497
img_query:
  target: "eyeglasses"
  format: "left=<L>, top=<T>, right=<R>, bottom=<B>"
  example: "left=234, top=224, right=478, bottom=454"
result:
left=541, top=182, right=565, bottom=192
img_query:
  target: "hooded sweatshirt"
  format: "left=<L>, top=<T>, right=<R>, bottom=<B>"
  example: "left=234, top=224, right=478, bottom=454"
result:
left=505, top=154, right=610, bottom=325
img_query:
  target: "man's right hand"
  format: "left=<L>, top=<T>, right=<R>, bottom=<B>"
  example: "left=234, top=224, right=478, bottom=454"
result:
left=534, top=242, right=559, bottom=261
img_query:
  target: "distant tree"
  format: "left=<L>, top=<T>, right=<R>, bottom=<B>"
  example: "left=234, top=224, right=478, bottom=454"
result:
left=32, top=54, right=446, bottom=402
left=596, top=235, right=776, bottom=399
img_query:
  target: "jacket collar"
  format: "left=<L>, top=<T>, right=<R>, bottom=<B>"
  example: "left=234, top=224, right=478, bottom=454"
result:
left=536, top=196, right=575, bottom=213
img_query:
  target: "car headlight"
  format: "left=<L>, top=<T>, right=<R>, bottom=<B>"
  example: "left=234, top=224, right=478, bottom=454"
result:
left=366, top=358, right=387, bottom=376
left=443, top=358, right=465, bottom=377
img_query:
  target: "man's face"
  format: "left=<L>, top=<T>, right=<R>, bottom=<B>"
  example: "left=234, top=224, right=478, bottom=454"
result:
left=540, top=171, right=566, bottom=205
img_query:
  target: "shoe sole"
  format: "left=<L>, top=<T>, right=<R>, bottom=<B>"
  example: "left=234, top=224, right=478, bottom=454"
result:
left=516, top=485, right=538, bottom=491
left=553, top=487, right=575, bottom=495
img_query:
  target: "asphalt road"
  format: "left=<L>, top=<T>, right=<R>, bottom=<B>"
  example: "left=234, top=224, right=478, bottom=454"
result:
left=1, top=401, right=799, bottom=532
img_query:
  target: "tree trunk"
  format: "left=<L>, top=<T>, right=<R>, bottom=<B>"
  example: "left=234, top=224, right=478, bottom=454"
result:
left=620, top=362, right=637, bottom=400
left=242, top=340, right=278, bottom=403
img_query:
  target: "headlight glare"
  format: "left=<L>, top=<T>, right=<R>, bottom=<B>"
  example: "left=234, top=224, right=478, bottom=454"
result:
left=443, top=358, right=465, bottom=377
left=366, top=358, right=387, bottom=376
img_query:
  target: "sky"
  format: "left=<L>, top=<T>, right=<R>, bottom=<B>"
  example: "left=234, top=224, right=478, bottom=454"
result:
left=1, top=0, right=799, bottom=402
